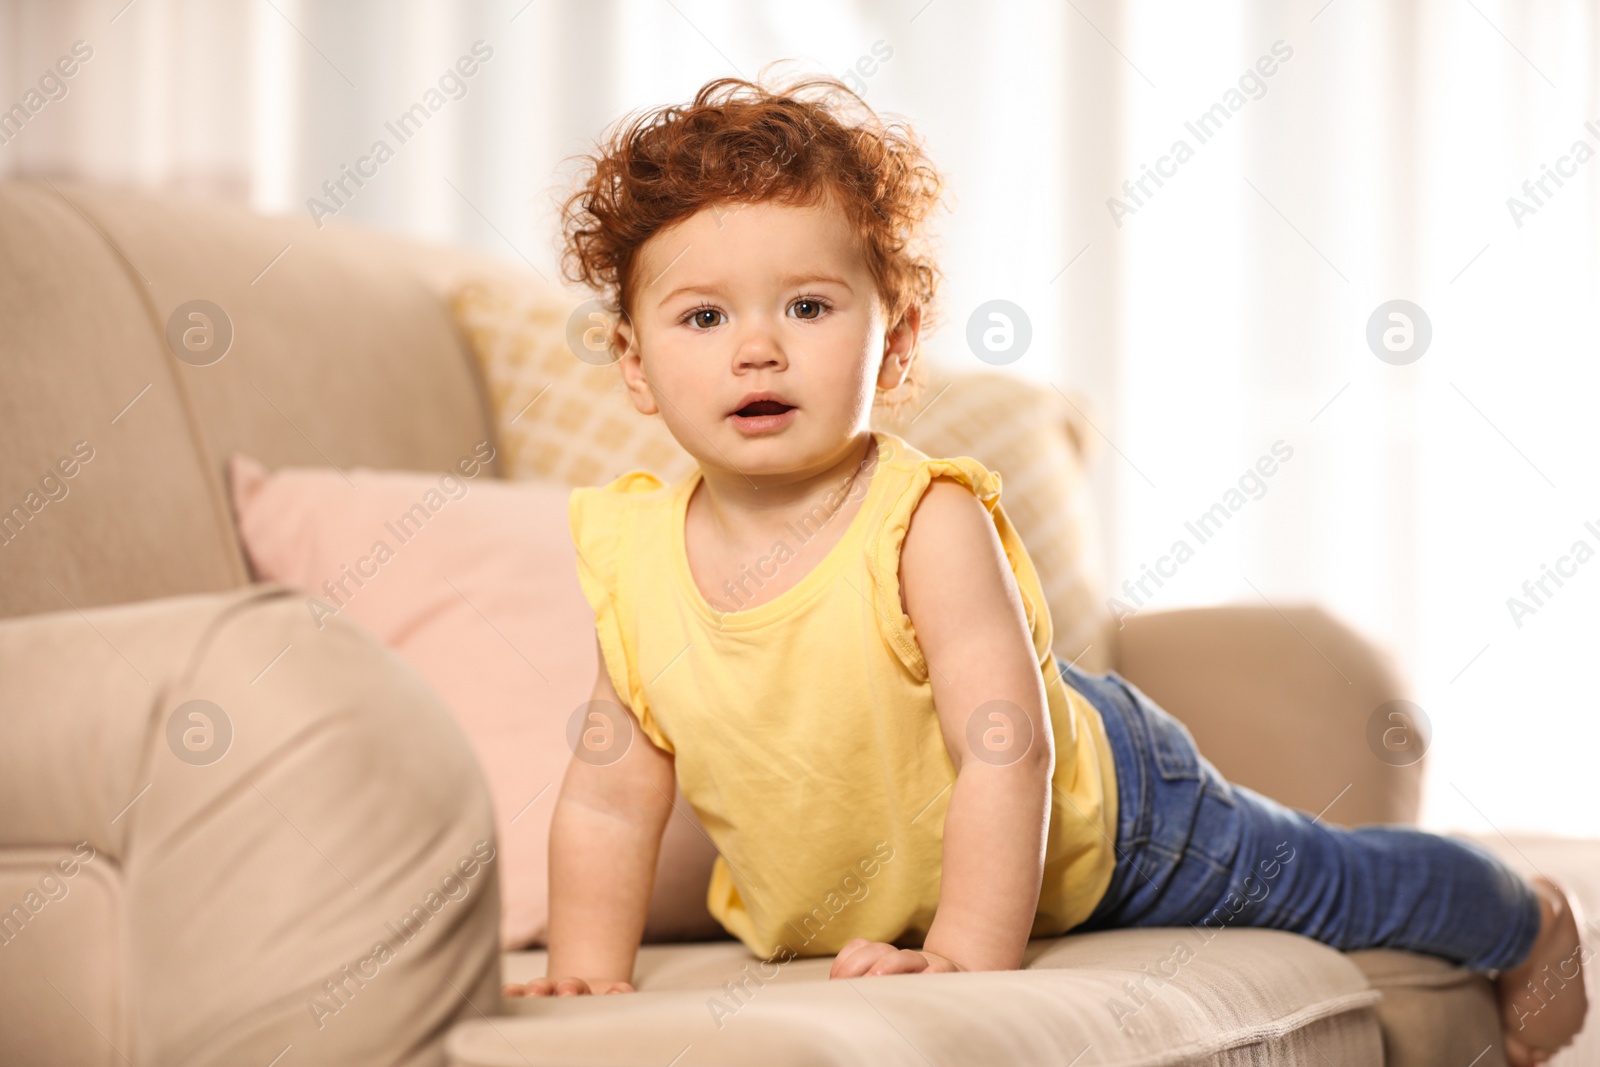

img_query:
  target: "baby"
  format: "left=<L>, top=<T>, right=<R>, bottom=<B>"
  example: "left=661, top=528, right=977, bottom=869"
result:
left=505, top=72, right=1588, bottom=1065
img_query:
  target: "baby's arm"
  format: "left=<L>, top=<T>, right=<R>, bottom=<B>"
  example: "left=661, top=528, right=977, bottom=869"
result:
left=505, top=634, right=676, bottom=996
left=833, top=477, right=1055, bottom=977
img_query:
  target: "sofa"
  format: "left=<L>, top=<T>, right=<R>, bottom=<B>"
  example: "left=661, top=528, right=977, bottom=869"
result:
left=0, top=179, right=1593, bottom=1066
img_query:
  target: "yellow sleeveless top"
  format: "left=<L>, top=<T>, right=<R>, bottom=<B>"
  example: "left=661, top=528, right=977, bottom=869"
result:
left=567, top=429, right=1118, bottom=961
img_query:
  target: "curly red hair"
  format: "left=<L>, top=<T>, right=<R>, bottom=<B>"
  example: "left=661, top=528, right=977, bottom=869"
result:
left=557, top=69, right=948, bottom=414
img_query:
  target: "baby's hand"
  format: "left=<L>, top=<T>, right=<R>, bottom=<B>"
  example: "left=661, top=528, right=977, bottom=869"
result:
left=502, top=977, right=637, bottom=997
left=829, top=938, right=964, bottom=978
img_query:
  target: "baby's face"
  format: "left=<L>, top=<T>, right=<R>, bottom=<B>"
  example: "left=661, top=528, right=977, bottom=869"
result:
left=615, top=196, right=916, bottom=476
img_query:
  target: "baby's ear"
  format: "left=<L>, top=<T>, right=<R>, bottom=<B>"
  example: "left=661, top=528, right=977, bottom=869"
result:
left=620, top=365, right=662, bottom=418
left=609, top=337, right=662, bottom=418
left=894, top=302, right=924, bottom=346
left=879, top=331, right=919, bottom=386
left=610, top=307, right=637, bottom=359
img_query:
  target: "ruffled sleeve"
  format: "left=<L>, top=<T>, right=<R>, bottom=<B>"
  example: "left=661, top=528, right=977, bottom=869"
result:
left=568, top=471, right=675, bottom=753
left=865, top=456, right=1054, bottom=683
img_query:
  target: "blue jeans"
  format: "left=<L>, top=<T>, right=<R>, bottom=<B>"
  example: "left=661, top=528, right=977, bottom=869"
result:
left=1058, top=659, right=1541, bottom=973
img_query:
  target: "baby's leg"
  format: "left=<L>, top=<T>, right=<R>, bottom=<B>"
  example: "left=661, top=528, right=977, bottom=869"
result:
left=1059, top=663, right=1587, bottom=1062
left=1224, top=806, right=1586, bottom=1064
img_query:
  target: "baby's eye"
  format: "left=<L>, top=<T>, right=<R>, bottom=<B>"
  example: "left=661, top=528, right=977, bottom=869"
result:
left=683, top=306, right=725, bottom=329
left=790, top=297, right=832, bottom=320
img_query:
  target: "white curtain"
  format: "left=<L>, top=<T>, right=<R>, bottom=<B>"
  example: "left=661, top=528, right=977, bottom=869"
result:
left=1103, top=0, right=1600, bottom=840
left=3, top=0, right=1595, bottom=836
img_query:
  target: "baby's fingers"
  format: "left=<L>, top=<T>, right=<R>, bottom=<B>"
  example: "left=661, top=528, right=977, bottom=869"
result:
left=503, top=978, right=558, bottom=997
left=830, top=938, right=896, bottom=979
left=503, top=977, right=593, bottom=997
left=865, top=950, right=931, bottom=976
left=550, top=977, right=596, bottom=996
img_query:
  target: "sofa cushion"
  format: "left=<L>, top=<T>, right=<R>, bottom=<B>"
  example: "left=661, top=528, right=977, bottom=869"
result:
left=46, top=180, right=504, bottom=487
left=0, top=180, right=249, bottom=620
left=467, top=929, right=1381, bottom=1066
left=1, top=179, right=512, bottom=621
left=227, top=453, right=724, bottom=949
left=1348, top=949, right=1507, bottom=1067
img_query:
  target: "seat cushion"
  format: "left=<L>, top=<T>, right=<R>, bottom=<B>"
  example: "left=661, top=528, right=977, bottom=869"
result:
left=457, top=929, right=1381, bottom=1066
left=1348, top=948, right=1507, bottom=1067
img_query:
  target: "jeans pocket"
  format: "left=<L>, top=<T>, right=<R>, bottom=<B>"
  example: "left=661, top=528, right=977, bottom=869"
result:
left=1108, top=672, right=1204, bottom=783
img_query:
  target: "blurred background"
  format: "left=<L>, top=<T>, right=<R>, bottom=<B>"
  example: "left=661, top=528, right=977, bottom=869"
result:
left=2, top=0, right=1595, bottom=837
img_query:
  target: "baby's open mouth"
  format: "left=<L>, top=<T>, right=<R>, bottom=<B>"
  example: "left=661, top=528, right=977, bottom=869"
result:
left=734, top=400, right=796, bottom=417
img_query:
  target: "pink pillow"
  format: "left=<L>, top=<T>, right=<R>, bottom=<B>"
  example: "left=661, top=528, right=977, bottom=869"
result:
left=226, top=451, right=719, bottom=949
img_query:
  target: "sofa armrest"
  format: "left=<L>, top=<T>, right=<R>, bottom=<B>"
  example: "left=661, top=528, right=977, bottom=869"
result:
left=1108, top=603, right=1421, bottom=827
left=0, top=583, right=500, bottom=1066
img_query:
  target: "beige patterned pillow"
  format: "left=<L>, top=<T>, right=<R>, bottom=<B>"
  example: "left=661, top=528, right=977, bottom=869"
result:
left=450, top=277, right=1111, bottom=672
left=878, top=363, right=1112, bottom=673
left=450, top=278, right=699, bottom=488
